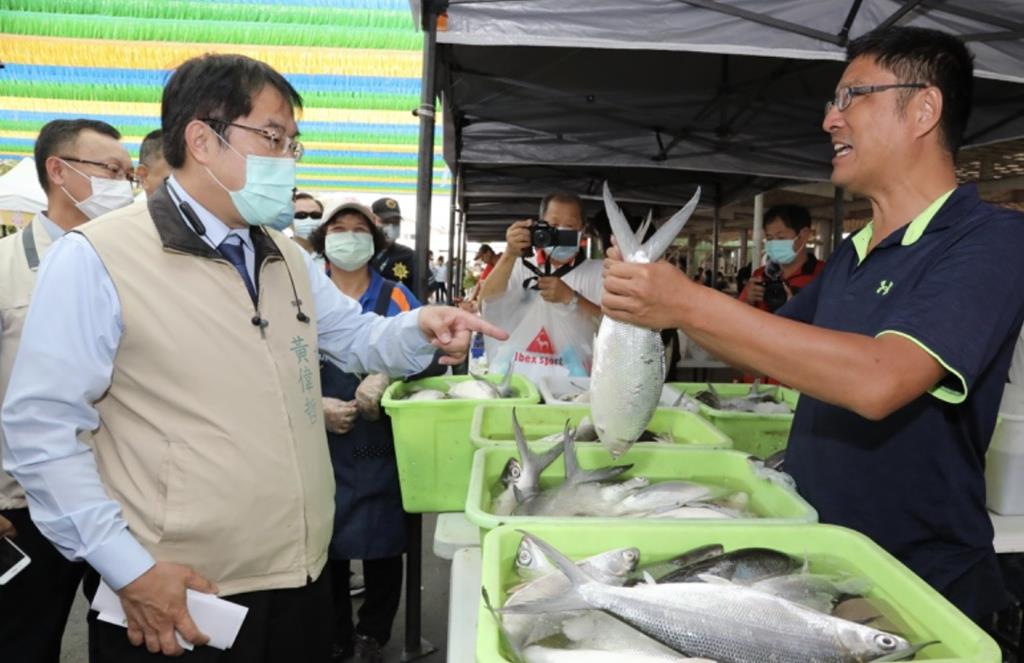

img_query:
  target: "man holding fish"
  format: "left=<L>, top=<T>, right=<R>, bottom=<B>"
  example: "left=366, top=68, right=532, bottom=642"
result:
left=601, top=25, right=1024, bottom=625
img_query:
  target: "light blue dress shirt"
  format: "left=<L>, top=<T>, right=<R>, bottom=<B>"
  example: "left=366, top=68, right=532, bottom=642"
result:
left=1, top=180, right=436, bottom=590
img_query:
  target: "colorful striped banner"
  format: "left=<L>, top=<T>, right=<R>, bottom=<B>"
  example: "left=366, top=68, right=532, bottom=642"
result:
left=0, top=1, right=444, bottom=197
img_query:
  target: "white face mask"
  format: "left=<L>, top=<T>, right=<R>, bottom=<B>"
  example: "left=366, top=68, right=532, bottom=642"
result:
left=326, top=231, right=375, bottom=271
left=292, top=218, right=320, bottom=240
left=60, top=160, right=135, bottom=220
left=381, top=223, right=400, bottom=244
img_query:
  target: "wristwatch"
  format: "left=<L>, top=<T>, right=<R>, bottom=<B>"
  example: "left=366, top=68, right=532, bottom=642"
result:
left=567, top=291, right=580, bottom=312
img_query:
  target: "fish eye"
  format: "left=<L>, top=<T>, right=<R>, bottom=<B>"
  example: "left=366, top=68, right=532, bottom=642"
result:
left=874, top=634, right=897, bottom=651
left=510, top=465, right=521, bottom=478
left=517, top=549, right=532, bottom=565
left=624, top=550, right=638, bottom=562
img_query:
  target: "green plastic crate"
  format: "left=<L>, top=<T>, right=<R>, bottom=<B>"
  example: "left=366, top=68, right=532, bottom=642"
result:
left=465, top=445, right=817, bottom=534
left=668, top=382, right=800, bottom=458
left=477, top=523, right=1001, bottom=663
left=469, top=403, right=732, bottom=449
left=381, top=374, right=540, bottom=513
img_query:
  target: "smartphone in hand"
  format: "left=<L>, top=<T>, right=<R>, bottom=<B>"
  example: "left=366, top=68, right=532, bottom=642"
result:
left=0, top=536, right=31, bottom=585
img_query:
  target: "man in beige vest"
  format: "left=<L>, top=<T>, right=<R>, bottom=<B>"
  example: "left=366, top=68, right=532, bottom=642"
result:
left=2, top=54, right=503, bottom=662
left=0, top=118, right=134, bottom=663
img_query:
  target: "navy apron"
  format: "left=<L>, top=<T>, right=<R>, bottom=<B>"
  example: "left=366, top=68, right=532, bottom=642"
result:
left=321, top=279, right=407, bottom=560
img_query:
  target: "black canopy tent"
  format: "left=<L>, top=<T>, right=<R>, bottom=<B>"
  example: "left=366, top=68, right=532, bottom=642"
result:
left=409, top=0, right=1024, bottom=298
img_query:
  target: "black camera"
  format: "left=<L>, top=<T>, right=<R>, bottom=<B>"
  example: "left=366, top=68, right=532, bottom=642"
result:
left=761, top=261, right=789, bottom=313
left=530, top=220, right=579, bottom=249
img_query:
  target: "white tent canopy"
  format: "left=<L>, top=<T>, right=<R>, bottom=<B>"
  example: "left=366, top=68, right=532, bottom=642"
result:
left=0, top=158, right=46, bottom=215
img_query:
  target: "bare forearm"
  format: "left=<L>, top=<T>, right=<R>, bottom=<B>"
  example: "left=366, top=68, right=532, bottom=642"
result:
left=676, top=288, right=937, bottom=419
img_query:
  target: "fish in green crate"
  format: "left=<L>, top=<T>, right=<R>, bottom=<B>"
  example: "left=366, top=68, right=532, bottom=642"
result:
left=591, top=183, right=701, bottom=458
left=496, top=424, right=750, bottom=520
left=493, top=411, right=569, bottom=517
left=406, top=388, right=447, bottom=401
left=500, top=533, right=934, bottom=663
left=694, top=381, right=792, bottom=414
left=503, top=539, right=638, bottom=648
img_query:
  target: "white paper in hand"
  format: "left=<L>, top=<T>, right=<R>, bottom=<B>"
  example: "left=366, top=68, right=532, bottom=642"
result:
left=91, top=580, right=248, bottom=650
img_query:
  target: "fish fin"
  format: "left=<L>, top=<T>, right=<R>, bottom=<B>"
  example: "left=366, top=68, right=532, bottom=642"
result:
left=873, top=641, right=939, bottom=661
left=635, top=210, right=653, bottom=245
left=639, top=186, right=700, bottom=261
left=511, top=409, right=530, bottom=463
left=642, top=571, right=657, bottom=586
left=499, top=360, right=516, bottom=397
left=512, top=485, right=526, bottom=504
left=696, top=573, right=733, bottom=585
left=602, top=182, right=641, bottom=261
left=571, top=464, right=634, bottom=486
left=482, top=587, right=526, bottom=663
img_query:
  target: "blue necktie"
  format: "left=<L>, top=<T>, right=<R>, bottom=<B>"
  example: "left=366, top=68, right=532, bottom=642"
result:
left=218, top=238, right=257, bottom=304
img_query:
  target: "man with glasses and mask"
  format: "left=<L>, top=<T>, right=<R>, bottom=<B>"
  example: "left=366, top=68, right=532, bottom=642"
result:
left=601, top=26, right=1024, bottom=626
left=479, top=191, right=603, bottom=380
left=0, top=118, right=133, bottom=662
left=2, top=54, right=505, bottom=661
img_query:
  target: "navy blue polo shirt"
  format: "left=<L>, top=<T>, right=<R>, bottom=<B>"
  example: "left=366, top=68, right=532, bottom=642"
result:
left=779, top=184, right=1024, bottom=619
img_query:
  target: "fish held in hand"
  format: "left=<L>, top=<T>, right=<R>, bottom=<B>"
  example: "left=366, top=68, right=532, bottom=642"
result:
left=591, top=183, right=700, bottom=458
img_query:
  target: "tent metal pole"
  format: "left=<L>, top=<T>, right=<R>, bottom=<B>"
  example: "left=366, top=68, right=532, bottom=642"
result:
left=404, top=5, right=439, bottom=661
left=674, top=0, right=843, bottom=44
left=711, top=184, right=721, bottom=288
left=752, top=193, right=765, bottom=269
left=831, top=187, right=846, bottom=254
left=412, top=6, right=439, bottom=304
left=446, top=168, right=460, bottom=304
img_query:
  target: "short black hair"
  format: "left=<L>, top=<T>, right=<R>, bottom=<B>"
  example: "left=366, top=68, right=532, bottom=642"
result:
left=764, top=204, right=811, bottom=234
left=309, top=207, right=386, bottom=257
left=294, top=191, right=324, bottom=213
left=161, top=53, right=303, bottom=168
left=139, top=129, right=164, bottom=166
left=539, top=191, right=584, bottom=220
left=847, top=26, right=974, bottom=155
left=33, top=119, right=121, bottom=193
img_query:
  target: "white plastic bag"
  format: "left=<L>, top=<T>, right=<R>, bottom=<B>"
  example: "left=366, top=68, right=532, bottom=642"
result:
left=482, top=287, right=595, bottom=382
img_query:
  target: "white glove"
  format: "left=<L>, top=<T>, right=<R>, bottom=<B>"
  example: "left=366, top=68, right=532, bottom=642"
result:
left=323, top=397, right=358, bottom=435
left=355, top=373, right=391, bottom=422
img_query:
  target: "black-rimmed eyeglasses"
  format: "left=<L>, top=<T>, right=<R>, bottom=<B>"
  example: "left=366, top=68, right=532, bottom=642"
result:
left=825, top=83, right=927, bottom=114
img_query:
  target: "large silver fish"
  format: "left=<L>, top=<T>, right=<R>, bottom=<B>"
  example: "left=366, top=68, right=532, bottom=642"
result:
left=591, top=183, right=701, bottom=458
left=504, top=534, right=923, bottom=663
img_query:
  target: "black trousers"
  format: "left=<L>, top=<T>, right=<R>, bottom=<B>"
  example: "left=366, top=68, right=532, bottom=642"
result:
left=329, top=557, right=403, bottom=649
left=0, top=507, right=85, bottom=663
left=84, top=566, right=333, bottom=663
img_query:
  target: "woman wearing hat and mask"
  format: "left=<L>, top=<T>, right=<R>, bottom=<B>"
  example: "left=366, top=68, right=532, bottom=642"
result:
left=309, top=202, right=418, bottom=663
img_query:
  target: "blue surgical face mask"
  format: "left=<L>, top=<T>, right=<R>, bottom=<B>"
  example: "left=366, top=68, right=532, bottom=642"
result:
left=765, top=238, right=799, bottom=265
left=207, top=133, right=295, bottom=231
left=325, top=231, right=375, bottom=271
left=548, top=234, right=580, bottom=263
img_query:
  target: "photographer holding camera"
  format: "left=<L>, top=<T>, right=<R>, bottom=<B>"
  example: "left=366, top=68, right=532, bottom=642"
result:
left=478, top=192, right=603, bottom=378
left=740, top=204, right=825, bottom=313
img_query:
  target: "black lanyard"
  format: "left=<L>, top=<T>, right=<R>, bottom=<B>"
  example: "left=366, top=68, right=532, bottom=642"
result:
left=520, top=248, right=586, bottom=290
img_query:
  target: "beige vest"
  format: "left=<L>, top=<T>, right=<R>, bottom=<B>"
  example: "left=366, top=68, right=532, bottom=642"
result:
left=77, top=191, right=332, bottom=596
left=0, top=217, right=54, bottom=510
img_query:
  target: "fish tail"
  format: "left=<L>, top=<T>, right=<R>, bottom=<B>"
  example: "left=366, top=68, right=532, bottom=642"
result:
left=640, top=186, right=701, bottom=260
left=602, top=182, right=641, bottom=260
left=482, top=587, right=526, bottom=663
